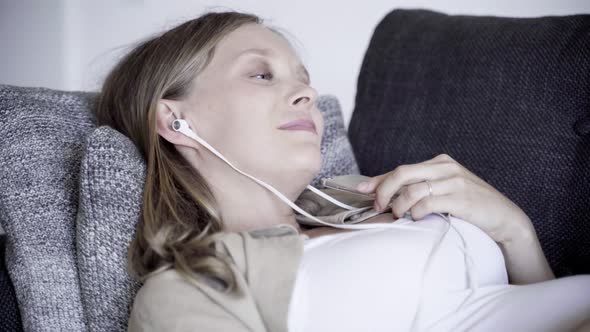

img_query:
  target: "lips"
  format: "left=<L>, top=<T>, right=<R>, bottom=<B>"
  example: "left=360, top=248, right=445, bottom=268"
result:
left=278, top=118, right=317, bottom=134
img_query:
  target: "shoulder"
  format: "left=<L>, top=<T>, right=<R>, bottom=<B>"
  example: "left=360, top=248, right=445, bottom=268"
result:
left=131, top=269, right=202, bottom=307
left=127, top=269, right=247, bottom=332
left=213, top=228, right=306, bottom=275
left=127, top=228, right=305, bottom=332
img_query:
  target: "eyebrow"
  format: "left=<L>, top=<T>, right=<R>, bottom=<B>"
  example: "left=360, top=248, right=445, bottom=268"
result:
left=234, top=47, right=311, bottom=85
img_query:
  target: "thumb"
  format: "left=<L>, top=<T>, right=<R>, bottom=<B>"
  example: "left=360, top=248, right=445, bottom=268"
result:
left=356, top=174, right=385, bottom=192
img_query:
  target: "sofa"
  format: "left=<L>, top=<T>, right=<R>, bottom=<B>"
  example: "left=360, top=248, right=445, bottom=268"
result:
left=1, top=8, right=589, bottom=332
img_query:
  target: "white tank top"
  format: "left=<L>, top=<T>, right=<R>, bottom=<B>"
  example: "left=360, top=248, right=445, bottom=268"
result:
left=287, top=213, right=508, bottom=331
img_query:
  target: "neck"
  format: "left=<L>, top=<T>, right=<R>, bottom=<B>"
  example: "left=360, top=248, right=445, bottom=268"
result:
left=198, top=153, right=307, bottom=234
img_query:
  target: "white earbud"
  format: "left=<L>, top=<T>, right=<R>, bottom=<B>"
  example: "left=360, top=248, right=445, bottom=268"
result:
left=172, top=118, right=192, bottom=134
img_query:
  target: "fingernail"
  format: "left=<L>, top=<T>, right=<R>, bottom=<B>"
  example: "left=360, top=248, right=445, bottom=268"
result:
left=357, top=182, right=369, bottom=191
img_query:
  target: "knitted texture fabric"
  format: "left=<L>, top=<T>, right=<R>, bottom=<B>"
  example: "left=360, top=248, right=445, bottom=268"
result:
left=76, top=127, right=145, bottom=332
left=0, top=84, right=97, bottom=331
left=349, top=9, right=590, bottom=276
left=74, top=94, right=358, bottom=331
left=312, top=95, right=360, bottom=186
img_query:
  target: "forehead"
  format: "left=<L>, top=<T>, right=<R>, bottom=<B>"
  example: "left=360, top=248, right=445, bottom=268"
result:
left=213, top=23, right=302, bottom=67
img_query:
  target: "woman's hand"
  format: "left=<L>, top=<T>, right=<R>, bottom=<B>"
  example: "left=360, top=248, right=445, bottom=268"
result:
left=355, top=153, right=533, bottom=244
left=355, top=153, right=555, bottom=284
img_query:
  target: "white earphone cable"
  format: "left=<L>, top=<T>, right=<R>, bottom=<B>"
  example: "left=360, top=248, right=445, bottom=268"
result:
left=172, top=118, right=477, bottom=330
left=173, top=119, right=434, bottom=232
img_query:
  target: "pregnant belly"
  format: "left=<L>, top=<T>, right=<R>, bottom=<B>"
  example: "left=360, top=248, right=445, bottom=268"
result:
left=291, top=217, right=446, bottom=331
left=289, top=214, right=508, bottom=332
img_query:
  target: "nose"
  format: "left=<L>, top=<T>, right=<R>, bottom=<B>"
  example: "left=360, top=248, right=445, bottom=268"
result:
left=289, top=84, right=318, bottom=109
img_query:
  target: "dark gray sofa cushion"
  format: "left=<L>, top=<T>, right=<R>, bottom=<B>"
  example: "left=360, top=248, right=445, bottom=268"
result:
left=0, top=84, right=96, bottom=331
left=0, top=235, right=23, bottom=332
left=349, top=9, right=590, bottom=277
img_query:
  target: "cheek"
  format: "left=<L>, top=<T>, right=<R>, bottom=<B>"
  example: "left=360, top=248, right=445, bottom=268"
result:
left=200, top=82, right=307, bottom=164
left=210, top=103, right=276, bottom=159
left=203, top=84, right=270, bottom=131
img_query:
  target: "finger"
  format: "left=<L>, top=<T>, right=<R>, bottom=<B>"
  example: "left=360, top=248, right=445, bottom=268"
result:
left=423, top=153, right=455, bottom=164
left=389, top=177, right=467, bottom=218
left=357, top=154, right=454, bottom=193
left=410, top=193, right=463, bottom=220
left=373, top=162, right=463, bottom=212
left=425, top=153, right=489, bottom=187
left=355, top=172, right=390, bottom=192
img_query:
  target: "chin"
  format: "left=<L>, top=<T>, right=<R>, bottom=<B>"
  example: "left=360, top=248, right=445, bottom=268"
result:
left=282, top=152, right=321, bottom=178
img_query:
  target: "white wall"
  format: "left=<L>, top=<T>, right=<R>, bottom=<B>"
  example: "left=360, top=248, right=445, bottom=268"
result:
left=1, top=0, right=590, bottom=127
left=0, top=0, right=65, bottom=90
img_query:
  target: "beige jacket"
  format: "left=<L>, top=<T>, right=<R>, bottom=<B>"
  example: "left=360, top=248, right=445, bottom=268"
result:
left=127, top=225, right=307, bottom=332
left=128, top=188, right=389, bottom=331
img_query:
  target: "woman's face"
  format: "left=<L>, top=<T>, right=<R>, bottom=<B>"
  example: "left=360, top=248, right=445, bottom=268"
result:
left=178, top=23, right=324, bottom=186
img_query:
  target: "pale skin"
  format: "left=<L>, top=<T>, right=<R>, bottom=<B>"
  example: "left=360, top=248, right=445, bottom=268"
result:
left=155, top=23, right=554, bottom=287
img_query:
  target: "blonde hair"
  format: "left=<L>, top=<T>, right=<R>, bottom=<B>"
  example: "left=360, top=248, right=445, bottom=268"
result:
left=95, top=11, right=267, bottom=296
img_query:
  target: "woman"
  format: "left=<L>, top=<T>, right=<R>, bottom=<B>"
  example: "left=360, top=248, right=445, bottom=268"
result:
left=95, top=10, right=590, bottom=331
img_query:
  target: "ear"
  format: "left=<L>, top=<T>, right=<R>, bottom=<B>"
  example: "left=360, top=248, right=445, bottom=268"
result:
left=156, top=99, right=198, bottom=149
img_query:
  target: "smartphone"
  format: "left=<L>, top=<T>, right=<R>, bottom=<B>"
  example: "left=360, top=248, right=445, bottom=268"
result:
left=321, top=174, right=376, bottom=199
